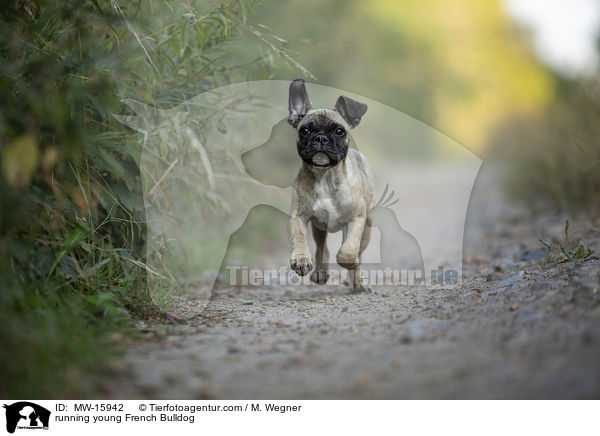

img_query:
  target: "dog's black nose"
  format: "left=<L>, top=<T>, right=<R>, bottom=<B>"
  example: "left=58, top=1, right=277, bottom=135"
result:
left=313, top=134, right=329, bottom=146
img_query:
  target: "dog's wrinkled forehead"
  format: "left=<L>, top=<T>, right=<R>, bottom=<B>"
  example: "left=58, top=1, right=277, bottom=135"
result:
left=297, top=109, right=349, bottom=130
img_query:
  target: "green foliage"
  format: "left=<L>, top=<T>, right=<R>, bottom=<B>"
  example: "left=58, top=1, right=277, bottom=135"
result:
left=0, top=0, right=285, bottom=397
left=539, top=220, right=596, bottom=264
left=0, top=273, right=132, bottom=398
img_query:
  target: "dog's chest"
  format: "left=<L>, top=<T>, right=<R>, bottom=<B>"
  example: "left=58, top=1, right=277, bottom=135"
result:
left=309, top=178, right=351, bottom=231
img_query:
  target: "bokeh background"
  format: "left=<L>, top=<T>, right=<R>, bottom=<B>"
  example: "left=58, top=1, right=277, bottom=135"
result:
left=233, top=0, right=600, bottom=209
left=0, top=0, right=598, bottom=397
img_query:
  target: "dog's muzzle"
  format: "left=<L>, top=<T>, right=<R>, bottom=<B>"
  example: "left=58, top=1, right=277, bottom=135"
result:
left=297, top=132, right=347, bottom=168
left=311, top=152, right=330, bottom=166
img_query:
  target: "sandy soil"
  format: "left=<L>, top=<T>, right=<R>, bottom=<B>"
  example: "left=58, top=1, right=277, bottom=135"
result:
left=104, top=164, right=600, bottom=399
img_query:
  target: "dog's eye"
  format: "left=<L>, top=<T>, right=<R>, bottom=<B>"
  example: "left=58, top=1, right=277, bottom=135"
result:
left=334, top=127, right=345, bottom=136
left=299, top=126, right=310, bottom=136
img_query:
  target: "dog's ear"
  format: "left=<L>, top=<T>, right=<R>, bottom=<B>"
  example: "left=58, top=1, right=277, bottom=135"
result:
left=334, top=96, right=368, bottom=128
left=288, top=79, right=312, bottom=128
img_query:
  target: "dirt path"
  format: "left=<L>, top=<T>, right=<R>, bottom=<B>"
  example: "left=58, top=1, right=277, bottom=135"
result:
left=104, top=165, right=600, bottom=399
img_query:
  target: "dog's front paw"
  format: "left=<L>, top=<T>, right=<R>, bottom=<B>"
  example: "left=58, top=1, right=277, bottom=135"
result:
left=290, top=253, right=313, bottom=276
left=336, top=248, right=358, bottom=269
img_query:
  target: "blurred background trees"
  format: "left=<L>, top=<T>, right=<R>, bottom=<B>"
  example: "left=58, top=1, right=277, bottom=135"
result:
left=0, top=0, right=598, bottom=397
left=238, top=0, right=598, bottom=211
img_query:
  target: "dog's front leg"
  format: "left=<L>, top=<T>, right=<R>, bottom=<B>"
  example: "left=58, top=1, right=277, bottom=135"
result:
left=310, top=222, right=329, bottom=284
left=288, top=193, right=313, bottom=276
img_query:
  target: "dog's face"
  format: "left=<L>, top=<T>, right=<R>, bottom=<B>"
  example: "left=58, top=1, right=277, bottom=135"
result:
left=288, top=79, right=367, bottom=168
left=295, top=110, right=349, bottom=167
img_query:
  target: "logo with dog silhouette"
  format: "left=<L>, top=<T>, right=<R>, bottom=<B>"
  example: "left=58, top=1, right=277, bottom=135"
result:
left=3, top=402, right=50, bottom=433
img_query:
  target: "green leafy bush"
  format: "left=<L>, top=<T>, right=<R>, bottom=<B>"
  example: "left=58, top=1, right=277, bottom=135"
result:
left=0, top=0, right=286, bottom=397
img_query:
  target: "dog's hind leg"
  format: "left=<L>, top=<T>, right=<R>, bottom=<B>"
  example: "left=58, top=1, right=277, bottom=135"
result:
left=337, top=215, right=371, bottom=293
left=350, top=219, right=372, bottom=292
left=358, top=216, right=372, bottom=263
left=310, top=222, right=329, bottom=284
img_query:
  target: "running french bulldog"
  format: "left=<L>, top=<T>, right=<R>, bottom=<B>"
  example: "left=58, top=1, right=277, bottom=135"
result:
left=287, top=79, right=375, bottom=292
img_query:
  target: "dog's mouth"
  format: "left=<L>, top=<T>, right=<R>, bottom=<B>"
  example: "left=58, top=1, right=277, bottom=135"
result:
left=311, top=152, right=330, bottom=166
